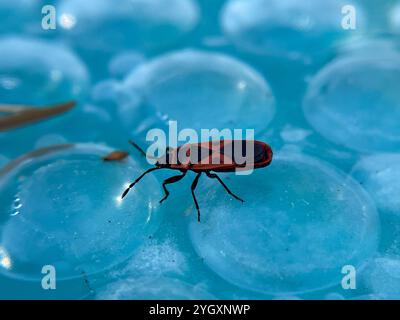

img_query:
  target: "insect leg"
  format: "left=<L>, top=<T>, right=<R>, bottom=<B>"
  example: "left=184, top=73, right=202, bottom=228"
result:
left=205, top=171, right=244, bottom=203
left=121, top=167, right=161, bottom=199
left=159, top=171, right=187, bottom=204
left=191, top=172, right=202, bottom=222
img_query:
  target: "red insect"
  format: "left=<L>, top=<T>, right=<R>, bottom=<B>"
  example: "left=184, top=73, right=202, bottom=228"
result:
left=122, top=140, right=273, bottom=222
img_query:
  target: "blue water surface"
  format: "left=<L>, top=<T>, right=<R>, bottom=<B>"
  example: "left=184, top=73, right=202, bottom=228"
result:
left=0, top=0, right=399, bottom=300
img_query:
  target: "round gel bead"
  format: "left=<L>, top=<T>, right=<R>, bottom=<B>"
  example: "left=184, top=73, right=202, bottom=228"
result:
left=189, top=152, right=378, bottom=294
left=352, top=294, right=390, bottom=300
left=0, top=36, right=89, bottom=106
left=220, top=0, right=366, bottom=60
left=113, top=240, right=189, bottom=278
left=324, top=293, right=345, bottom=300
left=360, top=0, right=395, bottom=31
left=303, top=53, right=400, bottom=153
left=108, top=51, right=145, bottom=79
left=272, top=296, right=302, bottom=300
left=351, top=154, right=400, bottom=215
left=0, top=36, right=94, bottom=157
left=96, top=277, right=215, bottom=299
left=0, top=1, right=41, bottom=34
left=0, top=143, right=164, bottom=280
left=360, top=256, right=400, bottom=299
left=57, top=0, right=199, bottom=54
left=338, top=36, right=400, bottom=60
left=389, top=2, right=400, bottom=32
left=34, top=134, right=68, bottom=149
left=351, top=153, right=400, bottom=255
left=120, top=50, right=276, bottom=135
left=0, top=270, right=97, bottom=299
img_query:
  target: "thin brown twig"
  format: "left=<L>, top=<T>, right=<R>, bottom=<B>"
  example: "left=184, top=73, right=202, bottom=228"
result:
left=0, top=101, right=76, bottom=132
left=0, top=104, right=31, bottom=114
left=0, top=144, right=74, bottom=177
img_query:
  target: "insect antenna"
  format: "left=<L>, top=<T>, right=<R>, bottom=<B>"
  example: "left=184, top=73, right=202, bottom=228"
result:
left=128, top=140, right=158, bottom=160
left=128, top=140, right=146, bottom=157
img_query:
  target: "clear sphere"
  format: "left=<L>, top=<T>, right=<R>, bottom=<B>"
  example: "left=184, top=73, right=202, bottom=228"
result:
left=325, top=293, right=345, bottom=300
left=221, top=0, right=366, bottom=59
left=360, top=256, right=400, bottom=299
left=120, top=50, right=276, bottom=135
left=108, top=51, right=145, bottom=79
left=189, top=152, right=378, bottom=294
left=0, top=36, right=89, bottom=106
left=389, top=2, right=400, bottom=32
left=0, top=144, right=164, bottom=280
left=338, top=36, right=400, bottom=60
left=0, top=36, right=93, bottom=157
left=96, top=276, right=215, bottom=299
left=303, top=53, right=400, bottom=153
left=0, top=1, right=41, bottom=34
left=351, top=153, right=400, bottom=215
left=58, top=0, right=199, bottom=53
left=113, top=239, right=189, bottom=278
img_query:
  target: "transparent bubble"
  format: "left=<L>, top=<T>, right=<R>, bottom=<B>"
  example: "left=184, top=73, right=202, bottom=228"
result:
left=303, top=52, right=400, bottom=153
left=325, top=293, right=345, bottom=300
left=0, top=1, right=41, bottom=34
left=34, top=134, right=68, bottom=149
left=272, top=296, right=302, bottom=300
left=351, top=153, right=400, bottom=256
left=189, top=152, right=378, bottom=294
left=0, top=143, right=164, bottom=280
left=351, top=153, right=400, bottom=215
left=0, top=36, right=89, bottom=106
left=120, top=50, right=276, bottom=135
left=58, top=0, right=199, bottom=53
left=280, top=125, right=312, bottom=144
left=108, top=51, right=145, bottom=79
left=360, top=0, right=395, bottom=31
left=360, top=256, right=400, bottom=299
left=112, top=240, right=188, bottom=278
left=221, top=0, right=366, bottom=59
left=0, top=272, right=94, bottom=299
left=96, top=276, right=215, bottom=299
left=0, top=36, right=94, bottom=157
left=389, top=2, right=400, bottom=32
left=338, top=36, right=400, bottom=60
left=352, top=294, right=391, bottom=300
